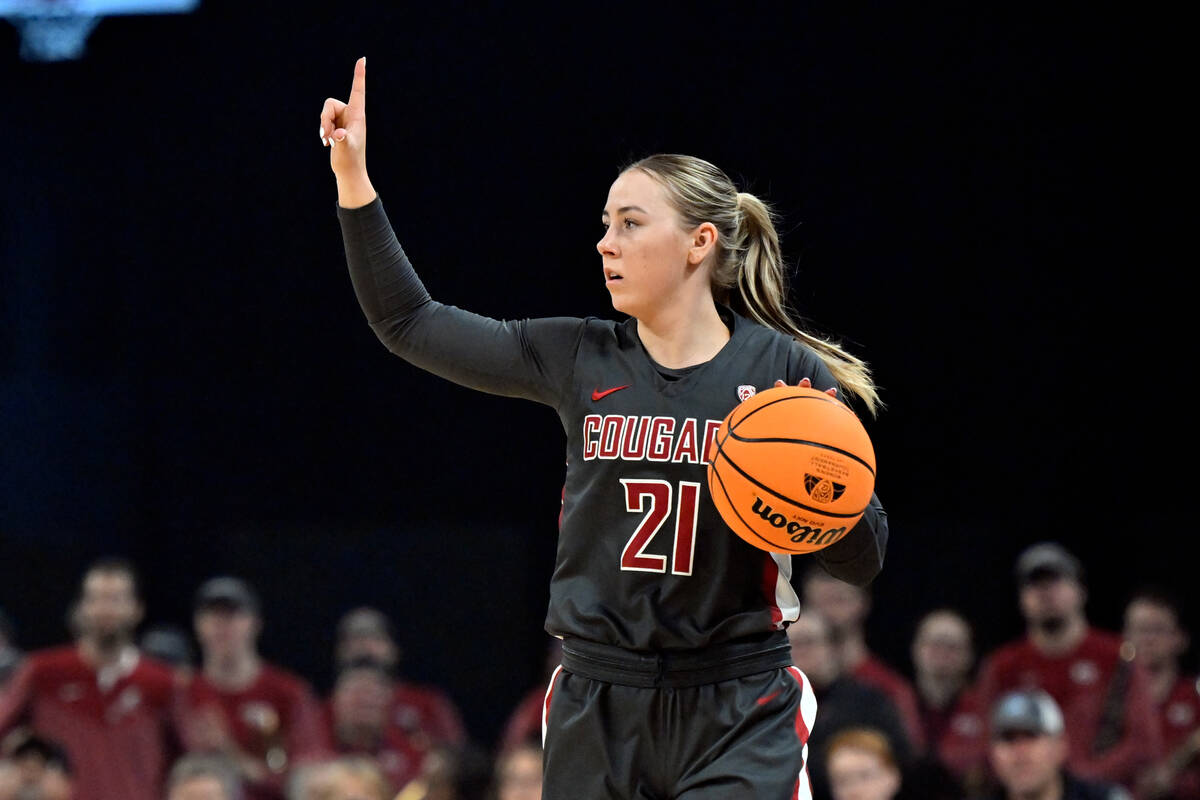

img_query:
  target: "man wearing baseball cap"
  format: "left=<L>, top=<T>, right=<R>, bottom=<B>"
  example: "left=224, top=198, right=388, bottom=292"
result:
left=972, top=543, right=1160, bottom=793
left=984, top=689, right=1132, bottom=800
left=179, top=576, right=327, bottom=800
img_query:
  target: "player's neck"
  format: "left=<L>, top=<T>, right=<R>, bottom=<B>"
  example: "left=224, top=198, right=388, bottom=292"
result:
left=78, top=637, right=134, bottom=669
left=1028, top=616, right=1088, bottom=657
left=204, top=651, right=262, bottom=690
left=635, top=299, right=729, bottom=370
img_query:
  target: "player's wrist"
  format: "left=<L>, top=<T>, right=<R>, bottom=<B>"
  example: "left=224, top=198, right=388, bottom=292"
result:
left=336, top=171, right=377, bottom=209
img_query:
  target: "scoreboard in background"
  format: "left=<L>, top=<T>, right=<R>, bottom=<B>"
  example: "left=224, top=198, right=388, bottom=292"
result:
left=1, top=0, right=199, bottom=61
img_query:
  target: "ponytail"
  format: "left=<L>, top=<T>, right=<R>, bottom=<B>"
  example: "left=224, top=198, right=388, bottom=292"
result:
left=732, top=192, right=882, bottom=416
left=627, top=154, right=882, bottom=416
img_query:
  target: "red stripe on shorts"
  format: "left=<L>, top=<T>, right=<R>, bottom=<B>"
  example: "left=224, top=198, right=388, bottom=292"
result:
left=785, top=666, right=812, bottom=742
left=786, top=666, right=814, bottom=800
left=542, top=664, right=564, bottom=735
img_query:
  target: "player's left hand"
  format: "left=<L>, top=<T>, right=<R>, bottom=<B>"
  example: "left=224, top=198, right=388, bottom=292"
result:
left=774, top=377, right=838, bottom=399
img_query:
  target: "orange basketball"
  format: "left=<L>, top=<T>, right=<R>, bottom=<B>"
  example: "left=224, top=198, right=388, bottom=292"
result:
left=706, top=386, right=876, bottom=554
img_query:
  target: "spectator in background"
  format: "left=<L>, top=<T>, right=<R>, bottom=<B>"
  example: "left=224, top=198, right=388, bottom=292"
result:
left=0, top=732, right=74, bottom=800
left=787, top=611, right=911, bottom=800
left=180, top=577, right=326, bottom=800
left=1123, top=587, right=1200, bottom=799
left=909, top=609, right=985, bottom=794
left=801, top=567, right=925, bottom=753
left=981, top=689, right=1131, bottom=800
left=0, top=557, right=180, bottom=800
left=166, top=753, right=244, bottom=800
left=974, top=543, right=1160, bottom=792
left=490, top=741, right=542, bottom=800
left=394, top=744, right=492, bottom=800
left=334, top=608, right=466, bottom=749
left=286, top=757, right=390, bottom=800
left=325, top=657, right=424, bottom=793
left=826, top=728, right=902, bottom=800
left=497, top=639, right=562, bottom=754
left=0, top=609, right=21, bottom=689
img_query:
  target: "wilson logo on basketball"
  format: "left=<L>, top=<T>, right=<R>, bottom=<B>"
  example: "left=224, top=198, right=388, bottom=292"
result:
left=750, top=498, right=847, bottom=545
left=803, top=474, right=846, bottom=504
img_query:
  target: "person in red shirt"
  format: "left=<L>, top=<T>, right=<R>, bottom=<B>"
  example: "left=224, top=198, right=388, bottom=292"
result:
left=909, top=608, right=986, bottom=797
left=0, top=557, right=181, bottom=800
left=1123, top=587, right=1200, bottom=799
left=974, top=542, right=1161, bottom=792
left=801, top=565, right=927, bottom=754
left=323, top=657, right=427, bottom=793
left=180, top=576, right=327, bottom=800
left=333, top=608, right=466, bottom=749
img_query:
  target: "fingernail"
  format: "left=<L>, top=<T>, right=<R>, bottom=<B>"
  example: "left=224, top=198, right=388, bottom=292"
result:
left=319, top=125, right=324, bottom=139
left=330, top=138, right=335, bottom=149
left=321, top=137, right=327, bottom=146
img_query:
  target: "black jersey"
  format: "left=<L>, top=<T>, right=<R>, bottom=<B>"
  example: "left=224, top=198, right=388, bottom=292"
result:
left=338, top=197, right=888, bottom=653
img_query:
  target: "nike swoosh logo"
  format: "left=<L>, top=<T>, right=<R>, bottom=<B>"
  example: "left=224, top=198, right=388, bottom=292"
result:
left=756, top=690, right=782, bottom=706
left=591, top=385, right=631, bottom=401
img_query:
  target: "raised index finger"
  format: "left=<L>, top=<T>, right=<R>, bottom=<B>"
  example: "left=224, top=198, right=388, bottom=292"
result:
left=348, top=56, right=366, bottom=112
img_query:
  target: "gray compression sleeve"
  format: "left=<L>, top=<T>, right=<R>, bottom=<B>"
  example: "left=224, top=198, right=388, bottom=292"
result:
left=337, top=196, right=582, bottom=407
left=815, top=492, right=888, bottom=586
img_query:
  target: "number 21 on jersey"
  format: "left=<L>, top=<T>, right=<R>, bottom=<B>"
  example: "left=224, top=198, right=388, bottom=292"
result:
left=619, top=479, right=701, bottom=576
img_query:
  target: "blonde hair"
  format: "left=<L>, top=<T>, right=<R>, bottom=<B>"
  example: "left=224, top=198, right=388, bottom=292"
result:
left=826, top=727, right=899, bottom=769
left=626, top=154, right=881, bottom=416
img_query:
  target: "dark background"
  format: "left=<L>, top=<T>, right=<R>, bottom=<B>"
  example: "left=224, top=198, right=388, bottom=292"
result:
left=0, top=3, right=1187, bottom=747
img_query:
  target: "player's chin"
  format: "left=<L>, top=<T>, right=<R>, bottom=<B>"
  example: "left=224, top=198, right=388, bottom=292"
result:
left=609, top=286, right=648, bottom=314
left=607, top=288, right=637, bottom=316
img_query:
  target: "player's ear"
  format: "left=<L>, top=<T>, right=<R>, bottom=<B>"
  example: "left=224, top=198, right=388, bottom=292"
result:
left=687, top=222, right=718, bottom=266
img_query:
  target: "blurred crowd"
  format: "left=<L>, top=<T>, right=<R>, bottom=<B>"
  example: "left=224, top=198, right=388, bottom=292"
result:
left=0, top=540, right=1196, bottom=800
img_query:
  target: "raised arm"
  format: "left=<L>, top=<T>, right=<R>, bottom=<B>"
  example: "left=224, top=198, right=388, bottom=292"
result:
left=320, top=59, right=581, bottom=406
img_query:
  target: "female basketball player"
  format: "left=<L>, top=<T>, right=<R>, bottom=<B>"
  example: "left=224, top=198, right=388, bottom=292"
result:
left=320, top=58, right=888, bottom=800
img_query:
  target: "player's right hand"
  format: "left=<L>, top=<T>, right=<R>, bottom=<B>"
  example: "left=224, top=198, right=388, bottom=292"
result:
left=774, top=377, right=838, bottom=399
left=320, top=57, right=367, bottom=180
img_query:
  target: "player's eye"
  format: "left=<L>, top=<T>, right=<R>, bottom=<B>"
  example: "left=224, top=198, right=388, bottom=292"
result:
left=623, top=219, right=638, bottom=229
left=601, top=220, right=610, bottom=230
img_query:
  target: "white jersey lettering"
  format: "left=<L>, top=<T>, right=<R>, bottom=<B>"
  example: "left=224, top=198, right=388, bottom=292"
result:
left=582, top=415, right=723, bottom=464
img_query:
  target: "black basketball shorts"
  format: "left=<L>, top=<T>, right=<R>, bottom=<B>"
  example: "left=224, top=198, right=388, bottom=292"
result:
left=541, top=664, right=817, bottom=800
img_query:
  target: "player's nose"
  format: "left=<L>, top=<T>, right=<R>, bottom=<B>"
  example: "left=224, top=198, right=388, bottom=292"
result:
left=596, top=229, right=618, bottom=257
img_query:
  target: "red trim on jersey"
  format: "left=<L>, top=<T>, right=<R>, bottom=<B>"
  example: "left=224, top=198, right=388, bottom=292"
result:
left=762, top=556, right=783, bottom=628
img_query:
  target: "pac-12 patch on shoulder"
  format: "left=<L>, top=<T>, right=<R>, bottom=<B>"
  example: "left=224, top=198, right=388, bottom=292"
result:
left=737, top=385, right=757, bottom=401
